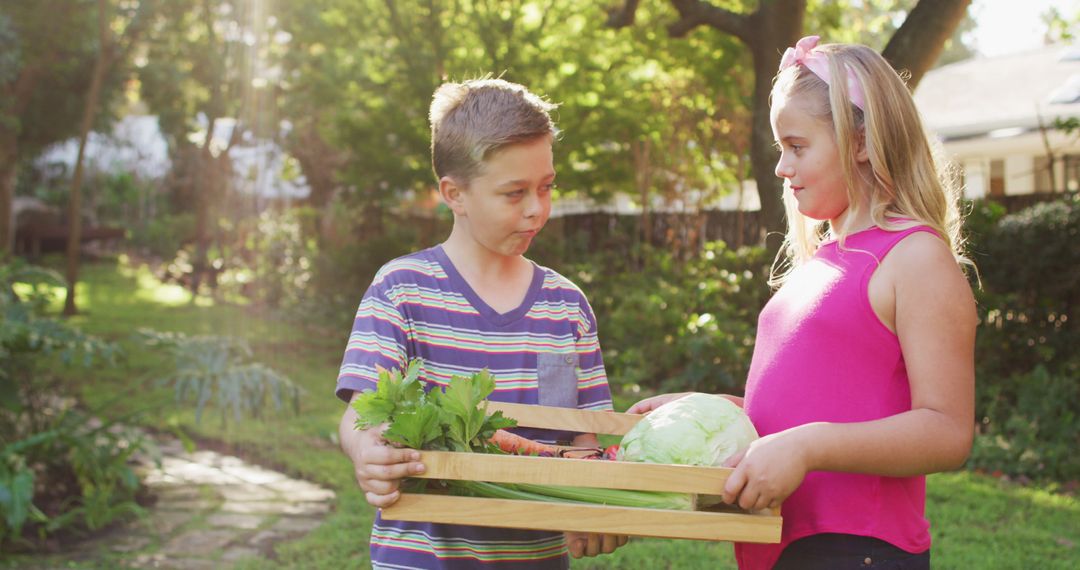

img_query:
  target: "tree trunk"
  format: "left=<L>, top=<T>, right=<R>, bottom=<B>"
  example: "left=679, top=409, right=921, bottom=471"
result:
left=189, top=116, right=217, bottom=299
left=0, top=136, right=15, bottom=260
left=611, top=0, right=970, bottom=254
left=745, top=1, right=805, bottom=256
left=63, top=0, right=111, bottom=316
left=883, top=0, right=972, bottom=90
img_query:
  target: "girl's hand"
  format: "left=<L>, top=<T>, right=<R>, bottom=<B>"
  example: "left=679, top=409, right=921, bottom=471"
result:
left=721, top=429, right=810, bottom=511
left=625, top=392, right=692, bottom=415
left=626, top=392, right=743, bottom=415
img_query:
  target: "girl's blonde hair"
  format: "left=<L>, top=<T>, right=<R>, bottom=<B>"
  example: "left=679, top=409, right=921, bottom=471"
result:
left=769, top=42, right=968, bottom=287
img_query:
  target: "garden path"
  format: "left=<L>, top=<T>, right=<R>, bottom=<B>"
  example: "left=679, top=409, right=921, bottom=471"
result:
left=30, top=436, right=337, bottom=569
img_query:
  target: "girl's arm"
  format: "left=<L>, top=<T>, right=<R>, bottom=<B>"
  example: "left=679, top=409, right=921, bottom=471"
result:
left=723, top=232, right=976, bottom=511
left=627, top=392, right=743, bottom=414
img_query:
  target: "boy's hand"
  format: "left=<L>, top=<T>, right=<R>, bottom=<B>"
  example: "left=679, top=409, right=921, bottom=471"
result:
left=346, top=423, right=426, bottom=508
left=564, top=532, right=628, bottom=558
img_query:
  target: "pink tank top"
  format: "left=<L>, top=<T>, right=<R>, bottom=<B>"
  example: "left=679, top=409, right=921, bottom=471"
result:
left=736, top=226, right=934, bottom=570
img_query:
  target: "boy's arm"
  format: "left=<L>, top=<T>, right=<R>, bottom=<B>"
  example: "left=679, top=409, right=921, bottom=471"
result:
left=336, top=278, right=421, bottom=507
left=340, top=391, right=425, bottom=508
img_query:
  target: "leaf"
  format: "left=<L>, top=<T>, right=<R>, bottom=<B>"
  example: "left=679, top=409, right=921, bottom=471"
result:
left=351, top=359, right=517, bottom=453
left=0, top=467, right=35, bottom=534
left=351, top=361, right=429, bottom=429
left=383, top=405, right=443, bottom=450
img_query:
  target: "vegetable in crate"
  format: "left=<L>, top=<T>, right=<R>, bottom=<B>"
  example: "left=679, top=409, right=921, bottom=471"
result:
left=352, top=360, right=695, bottom=510
left=618, top=393, right=758, bottom=466
left=351, top=360, right=517, bottom=453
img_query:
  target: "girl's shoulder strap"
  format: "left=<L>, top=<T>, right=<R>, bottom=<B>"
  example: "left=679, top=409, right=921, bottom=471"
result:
left=858, top=223, right=939, bottom=259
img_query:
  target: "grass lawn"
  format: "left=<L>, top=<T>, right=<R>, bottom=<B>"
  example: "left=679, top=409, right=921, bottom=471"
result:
left=17, top=257, right=1080, bottom=569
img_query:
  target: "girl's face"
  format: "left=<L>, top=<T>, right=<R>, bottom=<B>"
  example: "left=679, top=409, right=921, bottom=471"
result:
left=452, top=135, right=554, bottom=257
left=770, top=93, right=853, bottom=227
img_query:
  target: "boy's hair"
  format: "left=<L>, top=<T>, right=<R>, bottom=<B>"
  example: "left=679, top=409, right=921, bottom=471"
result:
left=430, top=78, right=558, bottom=185
left=769, top=42, right=968, bottom=286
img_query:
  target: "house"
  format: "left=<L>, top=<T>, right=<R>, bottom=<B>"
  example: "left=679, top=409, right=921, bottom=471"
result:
left=36, top=114, right=311, bottom=203
left=913, top=43, right=1080, bottom=199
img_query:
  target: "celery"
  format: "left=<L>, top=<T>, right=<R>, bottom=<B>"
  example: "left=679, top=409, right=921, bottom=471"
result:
left=454, top=480, right=695, bottom=511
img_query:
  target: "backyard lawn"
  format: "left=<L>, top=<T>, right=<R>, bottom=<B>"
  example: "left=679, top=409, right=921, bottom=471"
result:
left=9, top=257, right=1078, bottom=569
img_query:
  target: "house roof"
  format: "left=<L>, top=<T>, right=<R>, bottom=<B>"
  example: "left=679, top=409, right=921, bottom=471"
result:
left=913, top=43, right=1080, bottom=141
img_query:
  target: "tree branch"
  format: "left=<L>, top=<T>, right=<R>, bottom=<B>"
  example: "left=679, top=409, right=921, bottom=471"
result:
left=883, top=0, right=971, bottom=89
left=606, top=0, right=641, bottom=28
left=667, top=0, right=751, bottom=41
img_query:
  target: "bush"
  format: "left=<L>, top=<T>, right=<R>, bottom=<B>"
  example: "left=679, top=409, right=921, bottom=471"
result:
left=551, top=241, right=771, bottom=400
left=965, top=196, right=1080, bottom=481
left=0, top=261, right=153, bottom=549
left=969, top=361, right=1080, bottom=481
left=300, top=216, right=428, bottom=330
left=140, top=330, right=303, bottom=425
left=130, top=212, right=195, bottom=260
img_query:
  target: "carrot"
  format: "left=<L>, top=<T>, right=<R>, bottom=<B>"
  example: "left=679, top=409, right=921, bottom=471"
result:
left=489, top=429, right=557, bottom=456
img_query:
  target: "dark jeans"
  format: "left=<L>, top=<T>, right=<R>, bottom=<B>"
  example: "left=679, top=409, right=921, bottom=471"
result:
left=772, top=533, right=931, bottom=569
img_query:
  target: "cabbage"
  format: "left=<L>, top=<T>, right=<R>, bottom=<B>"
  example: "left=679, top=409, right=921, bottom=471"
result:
left=618, top=393, right=759, bottom=466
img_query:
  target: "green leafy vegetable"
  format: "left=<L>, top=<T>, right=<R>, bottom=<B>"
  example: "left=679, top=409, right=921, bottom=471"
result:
left=351, top=360, right=515, bottom=452
left=617, top=393, right=758, bottom=467
left=351, top=360, right=705, bottom=512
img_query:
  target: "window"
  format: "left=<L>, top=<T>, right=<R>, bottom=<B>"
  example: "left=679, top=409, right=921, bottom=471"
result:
left=1064, top=154, right=1080, bottom=192
left=989, top=159, right=1005, bottom=196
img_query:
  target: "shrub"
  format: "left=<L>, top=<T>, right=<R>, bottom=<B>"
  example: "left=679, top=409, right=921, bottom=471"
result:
left=969, top=361, right=1080, bottom=481
left=551, top=241, right=771, bottom=399
left=965, top=196, right=1080, bottom=481
left=140, top=330, right=303, bottom=425
left=0, top=261, right=152, bottom=549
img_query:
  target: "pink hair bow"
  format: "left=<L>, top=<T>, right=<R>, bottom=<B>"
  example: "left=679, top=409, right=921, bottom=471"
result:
left=779, top=35, right=865, bottom=111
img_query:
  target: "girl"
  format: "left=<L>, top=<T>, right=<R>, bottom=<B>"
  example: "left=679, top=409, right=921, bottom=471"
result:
left=629, top=36, right=976, bottom=569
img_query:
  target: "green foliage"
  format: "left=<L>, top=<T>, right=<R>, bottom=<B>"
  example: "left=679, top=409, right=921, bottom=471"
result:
left=0, top=0, right=119, bottom=154
left=970, top=362, right=1080, bottom=481
left=11, top=258, right=1076, bottom=568
left=303, top=214, right=430, bottom=329
left=0, top=405, right=151, bottom=549
left=275, top=0, right=755, bottom=209
left=0, top=260, right=149, bottom=549
left=224, top=208, right=319, bottom=309
left=351, top=361, right=515, bottom=453
left=966, top=196, right=1080, bottom=481
left=145, top=330, right=299, bottom=419
left=130, top=212, right=195, bottom=260
left=0, top=261, right=117, bottom=391
left=559, top=241, right=770, bottom=398
left=141, top=329, right=303, bottom=424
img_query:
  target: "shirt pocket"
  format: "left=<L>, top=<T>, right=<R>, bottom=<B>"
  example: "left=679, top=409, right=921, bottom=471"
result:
left=536, top=352, right=580, bottom=408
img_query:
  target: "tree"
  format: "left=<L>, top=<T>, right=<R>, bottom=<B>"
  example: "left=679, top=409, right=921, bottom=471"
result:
left=63, top=0, right=153, bottom=316
left=0, top=1, right=106, bottom=258
left=139, top=0, right=278, bottom=296
left=276, top=1, right=756, bottom=258
left=609, top=0, right=971, bottom=252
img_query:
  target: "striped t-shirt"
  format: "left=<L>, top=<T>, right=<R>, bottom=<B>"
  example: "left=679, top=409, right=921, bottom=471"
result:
left=336, top=245, right=613, bottom=569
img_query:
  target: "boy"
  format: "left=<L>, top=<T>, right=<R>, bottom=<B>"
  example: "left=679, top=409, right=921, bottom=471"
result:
left=336, top=78, right=627, bottom=569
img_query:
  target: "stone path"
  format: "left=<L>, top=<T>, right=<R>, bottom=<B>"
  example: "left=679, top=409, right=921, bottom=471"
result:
left=23, top=437, right=336, bottom=569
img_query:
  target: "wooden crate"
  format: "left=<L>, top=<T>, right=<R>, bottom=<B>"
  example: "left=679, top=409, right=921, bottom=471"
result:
left=380, top=402, right=782, bottom=543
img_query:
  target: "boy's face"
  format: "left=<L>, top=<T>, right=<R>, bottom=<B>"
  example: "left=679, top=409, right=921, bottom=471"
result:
left=445, top=135, right=554, bottom=257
